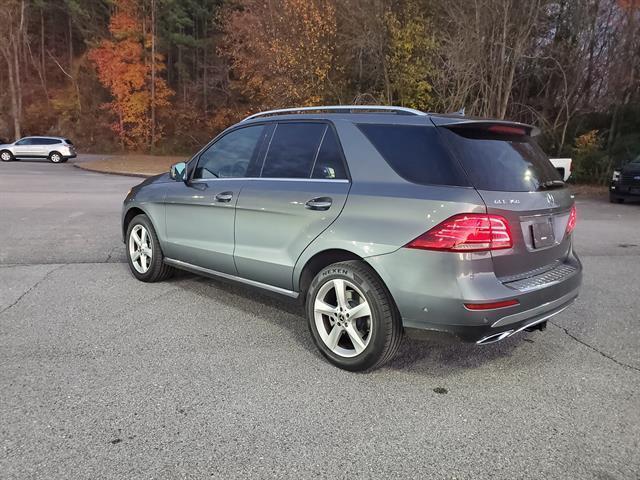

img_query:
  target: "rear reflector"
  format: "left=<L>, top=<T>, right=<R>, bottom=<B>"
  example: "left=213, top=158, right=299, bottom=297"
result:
left=566, top=204, right=577, bottom=235
left=405, top=213, right=512, bottom=252
left=464, top=299, right=520, bottom=311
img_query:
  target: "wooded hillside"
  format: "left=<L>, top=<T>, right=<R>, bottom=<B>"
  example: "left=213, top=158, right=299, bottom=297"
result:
left=1, top=0, right=639, bottom=183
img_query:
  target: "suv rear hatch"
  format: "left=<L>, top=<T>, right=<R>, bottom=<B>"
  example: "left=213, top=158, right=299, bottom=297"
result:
left=432, top=117, right=575, bottom=281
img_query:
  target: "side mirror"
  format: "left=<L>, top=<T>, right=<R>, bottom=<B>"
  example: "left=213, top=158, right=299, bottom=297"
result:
left=170, top=162, right=187, bottom=182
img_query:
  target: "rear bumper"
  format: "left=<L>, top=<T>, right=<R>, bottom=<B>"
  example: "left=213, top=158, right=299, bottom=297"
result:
left=610, top=183, right=640, bottom=197
left=366, top=246, right=582, bottom=343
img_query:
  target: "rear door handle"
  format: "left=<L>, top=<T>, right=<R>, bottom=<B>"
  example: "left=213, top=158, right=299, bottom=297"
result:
left=215, top=191, right=233, bottom=202
left=305, top=197, right=332, bottom=211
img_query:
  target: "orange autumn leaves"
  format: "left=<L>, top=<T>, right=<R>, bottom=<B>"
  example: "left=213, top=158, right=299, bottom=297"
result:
left=88, top=0, right=172, bottom=147
left=219, top=0, right=337, bottom=110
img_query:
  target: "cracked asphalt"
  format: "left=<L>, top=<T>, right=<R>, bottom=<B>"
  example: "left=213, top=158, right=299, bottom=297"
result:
left=1, top=158, right=639, bottom=479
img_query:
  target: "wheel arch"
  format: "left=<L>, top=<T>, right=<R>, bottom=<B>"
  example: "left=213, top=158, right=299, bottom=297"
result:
left=122, top=206, right=153, bottom=242
left=295, top=249, right=395, bottom=308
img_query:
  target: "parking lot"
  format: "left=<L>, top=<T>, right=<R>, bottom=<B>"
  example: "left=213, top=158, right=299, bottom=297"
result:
left=1, top=159, right=639, bottom=479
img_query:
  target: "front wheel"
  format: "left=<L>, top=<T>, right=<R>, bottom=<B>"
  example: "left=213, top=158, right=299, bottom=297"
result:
left=306, top=261, right=403, bottom=371
left=125, top=214, right=174, bottom=282
left=1, top=150, right=14, bottom=162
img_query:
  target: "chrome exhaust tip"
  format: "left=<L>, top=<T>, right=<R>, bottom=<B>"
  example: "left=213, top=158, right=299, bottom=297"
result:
left=476, top=330, right=514, bottom=345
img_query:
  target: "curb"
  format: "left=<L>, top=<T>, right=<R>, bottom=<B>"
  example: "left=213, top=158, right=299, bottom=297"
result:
left=73, top=162, right=152, bottom=178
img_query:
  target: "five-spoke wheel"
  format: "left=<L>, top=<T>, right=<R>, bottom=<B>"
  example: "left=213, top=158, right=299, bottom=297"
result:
left=314, top=278, right=372, bottom=357
left=307, top=261, right=402, bottom=371
left=125, top=214, right=174, bottom=282
left=128, top=224, right=153, bottom=274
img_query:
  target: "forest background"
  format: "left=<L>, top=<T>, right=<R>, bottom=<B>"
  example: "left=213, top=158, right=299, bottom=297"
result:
left=1, top=0, right=639, bottom=183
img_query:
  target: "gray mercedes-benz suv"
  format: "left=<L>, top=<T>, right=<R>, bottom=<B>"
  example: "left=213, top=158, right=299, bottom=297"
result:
left=121, top=106, right=582, bottom=371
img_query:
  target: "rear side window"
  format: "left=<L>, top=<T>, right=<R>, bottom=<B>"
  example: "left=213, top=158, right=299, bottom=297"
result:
left=439, top=127, right=561, bottom=192
left=64, top=139, right=74, bottom=145
left=261, top=123, right=325, bottom=178
left=357, top=124, right=468, bottom=186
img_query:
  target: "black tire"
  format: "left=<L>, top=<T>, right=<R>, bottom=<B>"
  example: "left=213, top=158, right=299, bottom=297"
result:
left=49, top=151, right=63, bottom=163
left=306, top=260, right=403, bottom=372
left=0, top=150, right=14, bottom=162
left=125, top=214, right=174, bottom=282
left=609, top=193, right=624, bottom=203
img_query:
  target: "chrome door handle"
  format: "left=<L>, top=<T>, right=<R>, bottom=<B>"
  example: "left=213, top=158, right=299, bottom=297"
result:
left=215, top=191, right=233, bottom=202
left=305, top=197, right=332, bottom=211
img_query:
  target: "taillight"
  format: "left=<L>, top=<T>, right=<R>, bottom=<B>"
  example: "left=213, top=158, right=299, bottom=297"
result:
left=566, top=204, right=577, bottom=234
left=405, top=213, right=512, bottom=252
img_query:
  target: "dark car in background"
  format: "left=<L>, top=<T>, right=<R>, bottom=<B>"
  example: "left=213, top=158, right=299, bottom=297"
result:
left=610, top=155, right=640, bottom=203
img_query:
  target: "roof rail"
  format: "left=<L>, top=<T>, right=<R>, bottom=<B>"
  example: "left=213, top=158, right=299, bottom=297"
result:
left=242, top=105, right=427, bottom=122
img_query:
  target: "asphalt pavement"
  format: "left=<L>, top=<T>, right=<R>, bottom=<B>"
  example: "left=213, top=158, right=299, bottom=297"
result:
left=1, top=157, right=639, bottom=479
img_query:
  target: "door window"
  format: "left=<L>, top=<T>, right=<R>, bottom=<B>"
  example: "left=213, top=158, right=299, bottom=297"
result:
left=311, top=127, right=348, bottom=180
left=15, top=138, right=34, bottom=146
left=193, top=125, right=265, bottom=180
left=261, top=123, right=326, bottom=178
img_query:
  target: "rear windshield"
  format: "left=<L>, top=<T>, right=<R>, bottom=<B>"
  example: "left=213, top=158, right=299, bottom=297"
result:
left=439, top=127, right=562, bottom=192
left=357, top=124, right=468, bottom=186
left=64, top=138, right=74, bottom=145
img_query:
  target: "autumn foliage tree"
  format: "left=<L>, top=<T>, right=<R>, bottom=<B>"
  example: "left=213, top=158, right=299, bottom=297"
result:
left=88, top=0, right=172, bottom=147
left=219, top=0, right=337, bottom=111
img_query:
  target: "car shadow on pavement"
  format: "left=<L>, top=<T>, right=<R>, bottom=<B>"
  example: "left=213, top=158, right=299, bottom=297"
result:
left=171, top=270, right=524, bottom=373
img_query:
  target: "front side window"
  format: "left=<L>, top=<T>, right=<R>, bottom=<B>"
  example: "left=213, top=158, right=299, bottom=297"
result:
left=193, top=125, right=265, bottom=180
left=261, top=123, right=326, bottom=178
left=16, top=138, right=33, bottom=146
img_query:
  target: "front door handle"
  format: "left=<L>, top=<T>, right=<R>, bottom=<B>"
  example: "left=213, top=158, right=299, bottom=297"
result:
left=215, top=191, right=233, bottom=202
left=305, top=197, right=332, bottom=211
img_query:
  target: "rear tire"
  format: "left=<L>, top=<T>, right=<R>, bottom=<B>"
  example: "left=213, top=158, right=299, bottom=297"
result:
left=609, top=193, right=624, bottom=203
left=49, top=151, right=63, bottom=163
left=125, top=214, right=174, bottom=282
left=0, top=150, right=14, bottom=162
left=306, top=260, right=403, bottom=372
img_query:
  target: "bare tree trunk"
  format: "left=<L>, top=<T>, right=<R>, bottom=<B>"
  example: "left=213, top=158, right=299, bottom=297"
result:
left=40, top=7, right=46, bottom=87
left=202, top=21, right=207, bottom=115
left=68, top=14, right=73, bottom=70
left=150, top=0, right=156, bottom=147
left=2, top=48, right=21, bottom=139
left=13, top=40, right=22, bottom=129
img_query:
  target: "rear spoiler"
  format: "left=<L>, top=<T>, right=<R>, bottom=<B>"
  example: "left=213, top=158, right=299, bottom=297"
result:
left=429, top=116, right=540, bottom=137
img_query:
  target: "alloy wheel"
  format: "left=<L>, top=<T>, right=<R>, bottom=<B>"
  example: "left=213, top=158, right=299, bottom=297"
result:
left=51, top=153, right=61, bottom=163
left=313, top=278, right=373, bottom=357
left=1, top=152, right=11, bottom=161
left=128, top=224, right=153, bottom=274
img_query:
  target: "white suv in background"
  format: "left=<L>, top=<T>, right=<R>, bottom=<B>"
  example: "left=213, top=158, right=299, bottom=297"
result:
left=0, top=136, right=76, bottom=163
